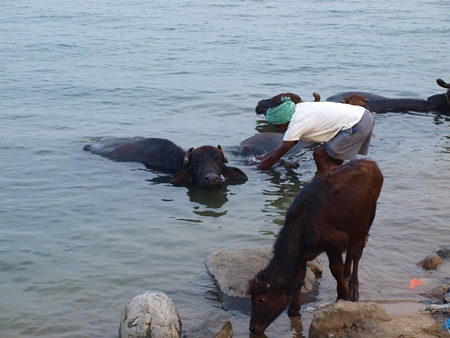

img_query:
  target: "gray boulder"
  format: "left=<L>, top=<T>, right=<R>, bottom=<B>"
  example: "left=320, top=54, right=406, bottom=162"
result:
left=119, top=291, right=182, bottom=338
left=204, top=247, right=317, bottom=313
left=437, top=247, right=450, bottom=259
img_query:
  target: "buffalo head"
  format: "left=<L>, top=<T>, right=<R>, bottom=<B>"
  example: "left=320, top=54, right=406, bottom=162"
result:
left=170, top=145, right=248, bottom=190
left=255, top=92, right=320, bottom=115
left=247, top=270, right=304, bottom=335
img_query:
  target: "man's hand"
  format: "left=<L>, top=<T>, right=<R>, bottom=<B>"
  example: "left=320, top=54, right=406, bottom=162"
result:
left=257, top=141, right=297, bottom=170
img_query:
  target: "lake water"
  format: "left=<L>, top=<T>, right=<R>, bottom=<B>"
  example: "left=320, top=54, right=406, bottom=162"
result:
left=1, top=0, right=449, bottom=337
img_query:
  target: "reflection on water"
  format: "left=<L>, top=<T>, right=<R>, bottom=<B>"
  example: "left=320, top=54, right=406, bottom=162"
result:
left=261, top=168, right=310, bottom=229
left=289, top=316, right=306, bottom=338
left=187, top=182, right=246, bottom=218
left=144, top=171, right=250, bottom=218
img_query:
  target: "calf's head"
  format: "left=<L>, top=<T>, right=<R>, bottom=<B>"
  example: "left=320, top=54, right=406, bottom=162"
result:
left=247, top=270, right=304, bottom=335
left=170, top=145, right=247, bottom=190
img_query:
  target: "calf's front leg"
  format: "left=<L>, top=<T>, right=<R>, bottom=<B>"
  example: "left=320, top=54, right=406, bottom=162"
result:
left=287, top=264, right=307, bottom=317
left=348, top=246, right=364, bottom=301
left=327, top=251, right=348, bottom=301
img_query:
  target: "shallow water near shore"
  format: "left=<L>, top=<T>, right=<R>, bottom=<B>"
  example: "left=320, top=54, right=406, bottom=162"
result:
left=1, top=0, right=450, bottom=337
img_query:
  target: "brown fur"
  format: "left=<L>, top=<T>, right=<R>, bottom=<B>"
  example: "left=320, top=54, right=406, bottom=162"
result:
left=247, top=159, right=383, bottom=335
left=341, top=93, right=370, bottom=108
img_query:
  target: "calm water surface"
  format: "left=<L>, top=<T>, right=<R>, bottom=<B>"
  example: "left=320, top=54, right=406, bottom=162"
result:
left=1, top=0, right=449, bottom=337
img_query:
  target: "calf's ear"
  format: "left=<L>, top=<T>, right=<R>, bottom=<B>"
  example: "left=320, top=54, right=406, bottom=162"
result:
left=279, top=278, right=305, bottom=296
left=222, top=166, right=248, bottom=181
left=170, top=169, right=194, bottom=184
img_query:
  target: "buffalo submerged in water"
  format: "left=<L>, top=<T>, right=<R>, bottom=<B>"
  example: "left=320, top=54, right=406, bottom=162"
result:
left=255, top=78, right=450, bottom=115
left=83, top=137, right=248, bottom=190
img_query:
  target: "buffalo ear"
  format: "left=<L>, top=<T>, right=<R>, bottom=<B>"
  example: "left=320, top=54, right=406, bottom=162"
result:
left=217, top=145, right=228, bottom=163
left=437, top=78, right=450, bottom=89
left=279, top=278, right=305, bottom=296
left=183, top=148, right=194, bottom=166
left=170, top=169, right=194, bottom=184
left=221, top=166, right=248, bottom=181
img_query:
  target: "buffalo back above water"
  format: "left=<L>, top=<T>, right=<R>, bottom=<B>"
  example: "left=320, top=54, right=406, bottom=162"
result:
left=83, top=137, right=248, bottom=190
left=237, top=132, right=313, bottom=158
left=326, top=78, right=450, bottom=113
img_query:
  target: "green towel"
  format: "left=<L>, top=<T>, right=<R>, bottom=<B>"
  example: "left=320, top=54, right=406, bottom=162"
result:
left=266, top=97, right=296, bottom=125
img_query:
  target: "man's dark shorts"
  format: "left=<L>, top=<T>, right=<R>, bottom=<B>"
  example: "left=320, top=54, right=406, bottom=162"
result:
left=323, top=109, right=374, bottom=160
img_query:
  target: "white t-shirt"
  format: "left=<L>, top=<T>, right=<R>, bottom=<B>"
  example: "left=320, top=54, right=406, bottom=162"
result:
left=283, top=102, right=365, bottom=143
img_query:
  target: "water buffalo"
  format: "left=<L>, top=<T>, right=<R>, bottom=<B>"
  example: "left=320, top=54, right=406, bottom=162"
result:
left=237, top=132, right=312, bottom=157
left=83, top=137, right=248, bottom=190
left=247, top=159, right=383, bottom=335
left=255, top=92, right=321, bottom=115
left=256, top=78, right=450, bottom=114
left=327, top=78, right=450, bottom=113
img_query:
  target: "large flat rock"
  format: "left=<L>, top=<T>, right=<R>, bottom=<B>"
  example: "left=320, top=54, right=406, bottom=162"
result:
left=205, top=247, right=318, bottom=313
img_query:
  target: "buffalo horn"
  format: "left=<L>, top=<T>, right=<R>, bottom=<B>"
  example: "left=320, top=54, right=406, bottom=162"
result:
left=218, top=145, right=228, bottom=163
left=437, top=78, right=450, bottom=89
left=183, top=147, right=194, bottom=166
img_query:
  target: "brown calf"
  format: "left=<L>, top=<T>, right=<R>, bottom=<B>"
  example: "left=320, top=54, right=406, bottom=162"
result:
left=247, top=159, right=383, bottom=335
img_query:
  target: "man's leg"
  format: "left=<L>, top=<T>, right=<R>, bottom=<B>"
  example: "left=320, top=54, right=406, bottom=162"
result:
left=313, top=146, right=343, bottom=173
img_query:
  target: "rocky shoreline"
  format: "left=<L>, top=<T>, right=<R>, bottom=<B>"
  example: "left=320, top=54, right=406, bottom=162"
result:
left=119, top=246, right=450, bottom=338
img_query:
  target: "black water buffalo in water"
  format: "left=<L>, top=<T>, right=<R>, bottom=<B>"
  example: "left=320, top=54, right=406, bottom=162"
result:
left=327, top=78, right=450, bottom=113
left=256, top=78, right=450, bottom=115
left=237, top=132, right=312, bottom=157
left=83, top=137, right=248, bottom=190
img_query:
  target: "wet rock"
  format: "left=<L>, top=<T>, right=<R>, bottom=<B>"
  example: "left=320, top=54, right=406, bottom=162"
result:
left=309, top=301, right=446, bottom=338
left=184, top=313, right=232, bottom=338
left=374, top=314, right=444, bottom=338
left=444, top=293, right=450, bottom=303
left=437, top=247, right=450, bottom=259
left=308, top=300, right=390, bottom=338
left=417, top=255, right=445, bottom=270
left=119, top=291, right=182, bottom=338
left=420, top=283, right=450, bottom=300
left=204, top=247, right=318, bottom=313
left=307, top=258, right=323, bottom=278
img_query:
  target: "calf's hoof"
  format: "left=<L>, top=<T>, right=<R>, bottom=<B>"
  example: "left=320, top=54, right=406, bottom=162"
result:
left=348, top=289, right=359, bottom=301
left=287, top=306, right=301, bottom=317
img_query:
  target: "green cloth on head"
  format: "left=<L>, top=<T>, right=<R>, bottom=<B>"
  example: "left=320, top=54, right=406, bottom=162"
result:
left=266, top=97, right=296, bottom=125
